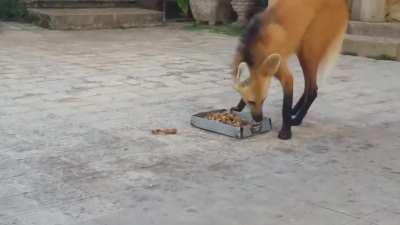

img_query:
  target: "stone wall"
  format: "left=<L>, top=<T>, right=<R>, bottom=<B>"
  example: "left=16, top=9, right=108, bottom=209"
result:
left=349, top=0, right=400, bottom=22
left=351, top=0, right=386, bottom=22
left=387, top=0, right=400, bottom=22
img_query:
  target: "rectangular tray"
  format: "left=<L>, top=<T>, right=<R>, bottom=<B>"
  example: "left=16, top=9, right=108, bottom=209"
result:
left=191, top=109, right=272, bottom=139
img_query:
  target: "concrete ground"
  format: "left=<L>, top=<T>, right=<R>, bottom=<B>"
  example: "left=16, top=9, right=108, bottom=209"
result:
left=0, top=22, right=399, bottom=225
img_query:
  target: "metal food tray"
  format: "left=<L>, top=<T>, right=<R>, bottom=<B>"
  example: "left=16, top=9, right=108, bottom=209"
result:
left=191, top=109, right=272, bottom=139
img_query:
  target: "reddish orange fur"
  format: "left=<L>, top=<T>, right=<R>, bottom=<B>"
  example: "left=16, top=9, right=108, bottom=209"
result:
left=233, top=0, right=349, bottom=139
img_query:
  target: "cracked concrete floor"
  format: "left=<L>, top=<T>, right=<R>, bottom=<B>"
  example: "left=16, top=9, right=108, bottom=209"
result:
left=0, top=22, right=400, bottom=225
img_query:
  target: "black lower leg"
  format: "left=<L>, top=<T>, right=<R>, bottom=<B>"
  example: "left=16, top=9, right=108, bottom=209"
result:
left=230, top=99, right=246, bottom=112
left=292, top=88, right=317, bottom=126
left=292, top=94, right=305, bottom=115
left=293, top=77, right=311, bottom=115
left=279, top=93, right=293, bottom=140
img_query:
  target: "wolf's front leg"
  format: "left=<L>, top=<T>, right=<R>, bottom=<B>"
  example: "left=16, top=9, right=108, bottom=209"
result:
left=230, top=99, right=246, bottom=112
left=276, top=65, right=294, bottom=140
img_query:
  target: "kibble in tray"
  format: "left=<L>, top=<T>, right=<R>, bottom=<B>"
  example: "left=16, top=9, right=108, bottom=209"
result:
left=191, top=109, right=272, bottom=139
left=205, top=112, right=248, bottom=127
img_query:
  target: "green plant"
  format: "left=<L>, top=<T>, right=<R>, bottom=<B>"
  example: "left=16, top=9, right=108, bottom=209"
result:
left=342, top=51, right=358, bottom=56
left=184, top=23, right=246, bottom=37
left=177, top=0, right=190, bottom=17
left=0, top=0, right=28, bottom=21
left=367, top=54, right=397, bottom=61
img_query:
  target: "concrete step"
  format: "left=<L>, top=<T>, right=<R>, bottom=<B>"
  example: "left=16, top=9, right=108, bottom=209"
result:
left=347, top=21, right=400, bottom=39
left=342, top=34, right=400, bottom=61
left=28, top=7, right=162, bottom=30
left=27, top=0, right=137, bottom=8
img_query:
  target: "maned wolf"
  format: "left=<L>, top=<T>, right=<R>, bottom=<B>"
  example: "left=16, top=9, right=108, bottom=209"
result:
left=231, top=0, right=349, bottom=140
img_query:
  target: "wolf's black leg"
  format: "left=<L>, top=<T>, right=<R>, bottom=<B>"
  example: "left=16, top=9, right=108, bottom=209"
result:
left=230, top=99, right=246, bottom=112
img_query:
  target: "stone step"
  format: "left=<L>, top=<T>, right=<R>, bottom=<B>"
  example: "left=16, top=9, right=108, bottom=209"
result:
left=342, top=34, right=400, bottom=61
left=28, top=7, right=163, bottom=30
left=27, top=0, right=137, bottom=8
left=347, top=21, right=400, bottom=39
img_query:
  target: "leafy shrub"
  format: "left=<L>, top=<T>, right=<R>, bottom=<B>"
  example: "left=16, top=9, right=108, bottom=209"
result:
left=177, top=0, right=190, bottom=17
left=0, top=0, right=28, bottom=21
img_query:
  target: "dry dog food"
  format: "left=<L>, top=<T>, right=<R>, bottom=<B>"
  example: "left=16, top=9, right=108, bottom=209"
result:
left=206, top=112, right=247, bottom=127
left=151, top=128, right=178, bottom=135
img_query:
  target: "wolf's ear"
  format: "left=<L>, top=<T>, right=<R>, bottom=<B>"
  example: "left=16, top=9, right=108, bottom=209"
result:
left=236, top=62, right=251, bottom=82
left=233, top=62, right=251, bottom=91
left=261, top=54, right=281, bottom=76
